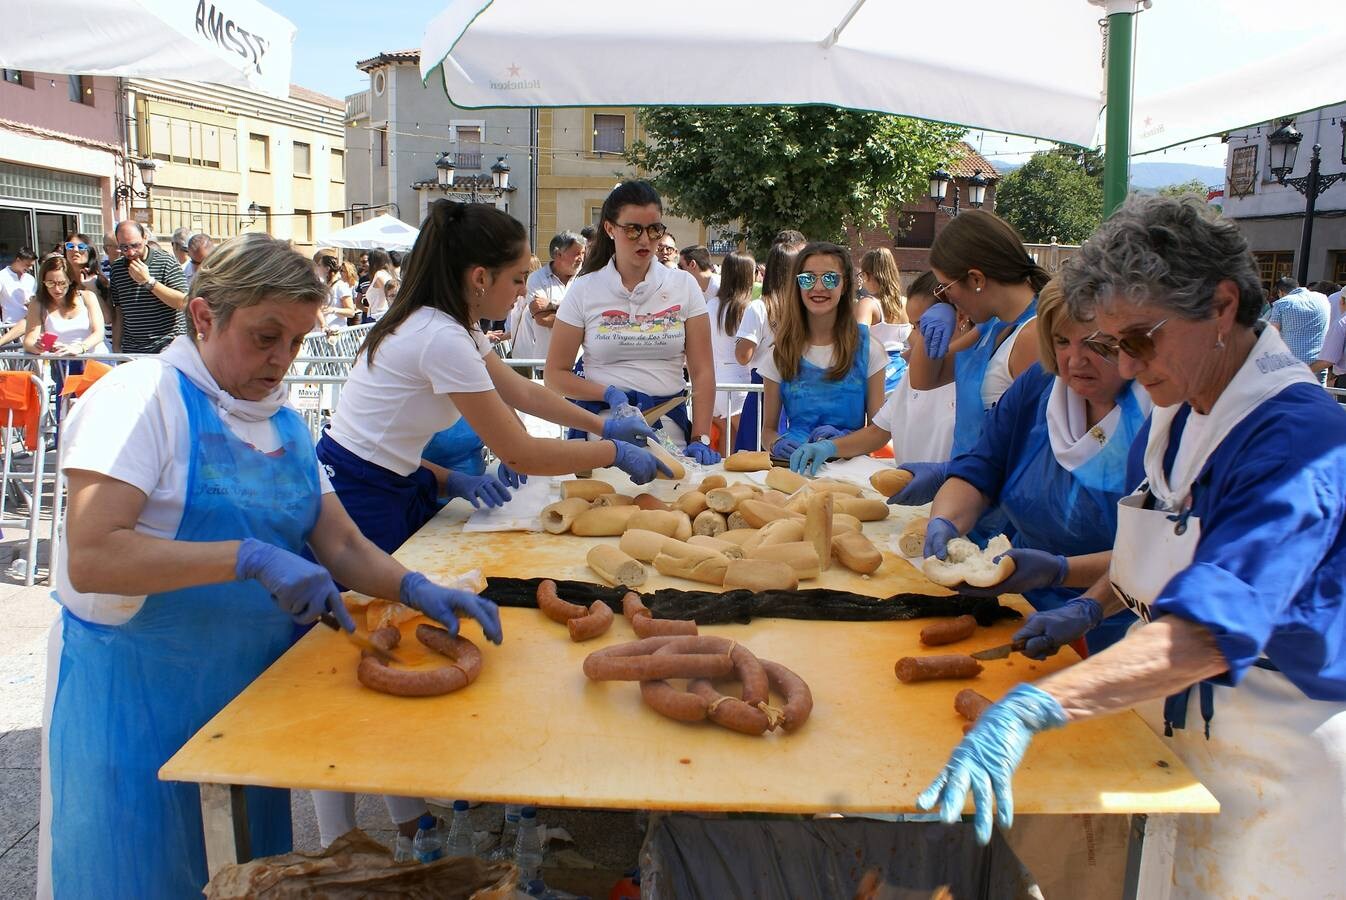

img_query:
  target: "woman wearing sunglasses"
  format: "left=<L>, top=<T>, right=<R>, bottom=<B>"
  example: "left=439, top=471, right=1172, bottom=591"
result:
left=544, top=181, right=721, bottom=465
left=917, top=277, right=1149, bottom=653
left=920, top=196, right=1346, bottom=896
left=887, top=211, right=1047, bottom=512
left=759, top=242, right=886, bottom=472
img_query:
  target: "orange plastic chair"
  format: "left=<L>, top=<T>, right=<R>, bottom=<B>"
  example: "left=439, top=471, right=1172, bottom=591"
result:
left=0, top=371, right=41, bottom=451
left=59, top=360, right=113, bottom=398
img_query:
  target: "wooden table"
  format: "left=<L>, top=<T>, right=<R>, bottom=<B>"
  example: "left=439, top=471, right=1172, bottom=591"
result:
left=161, top=468, right=1216, bottom=894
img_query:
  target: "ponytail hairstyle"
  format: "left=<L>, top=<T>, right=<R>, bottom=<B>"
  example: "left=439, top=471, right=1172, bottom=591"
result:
left=366, top=249, right=392, bottom=276
left=760, top=242, right=800, bottom=327
left=929, top=208, right=1050, bottom=293
left=362, top=200, right=527, bottom=366
left=715, top=252, right=756, bottom=337
left=772, top=242, right=859, bottom=383
left=339, top=261, right=358, bottom=287
left=580, top=180, right=663, bottom=276
left=860, top=247, right=907, bottom=324
left=317, top=254, right=341, bottom=286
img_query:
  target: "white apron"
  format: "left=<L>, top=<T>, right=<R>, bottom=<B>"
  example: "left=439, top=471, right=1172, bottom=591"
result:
left=1110, top=330, right=1346, bottom=898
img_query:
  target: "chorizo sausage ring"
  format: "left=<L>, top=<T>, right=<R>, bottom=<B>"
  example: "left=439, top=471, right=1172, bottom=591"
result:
left=639, top=678, right=710, bottom=722
left=567, top=600, right=614, bottom=642
left=619, top=591, right=698, bottom=637
left=357, top=624, right=483, bottom=697
left=760, top=659, right=813, bottom=732
left=537, top=578, right=588, bottom=624
left=651, top=636, right=769, bottom=707
left=687, top=678, right=771, bottom=735
left=582, top=636, right=734, bottom=682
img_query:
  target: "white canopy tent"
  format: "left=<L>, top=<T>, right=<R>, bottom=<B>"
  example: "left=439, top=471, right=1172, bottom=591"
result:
left=319, top=215, right=420, bottom=252
left=0, top=0, right=296, bottom=98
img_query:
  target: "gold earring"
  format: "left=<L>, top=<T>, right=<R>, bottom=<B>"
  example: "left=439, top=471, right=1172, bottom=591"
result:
left=196, top=332, right=205, bottom=341
left=1215, top=333, right=1225, bottom=350
left=477, top=288, right=484, bottom=298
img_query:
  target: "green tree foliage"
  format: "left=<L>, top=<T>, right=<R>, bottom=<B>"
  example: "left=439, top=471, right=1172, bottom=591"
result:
left=627, top=107, right=963, bottom=257
left=1158, top=178, right=1213, bottom=199
left=995, top=151, right=1104, bottom=244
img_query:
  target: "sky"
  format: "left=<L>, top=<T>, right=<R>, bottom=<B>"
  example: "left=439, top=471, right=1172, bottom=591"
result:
left=270, top=0, right=1230, bottom=172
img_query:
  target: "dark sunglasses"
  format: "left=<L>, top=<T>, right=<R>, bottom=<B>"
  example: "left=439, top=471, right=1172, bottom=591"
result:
left=796, top=271, right=841, bottom=290
left=932, top=275, right=965, bottom=300
left=1083, top=319, right=1169, bottom=363
left=65, top=242, right=89, bottom=252
left=614, top=222, right=667, bottom=241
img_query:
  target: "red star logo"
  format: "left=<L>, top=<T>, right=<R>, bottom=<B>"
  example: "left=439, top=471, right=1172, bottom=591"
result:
left=507, top=63, right=521, bottom=77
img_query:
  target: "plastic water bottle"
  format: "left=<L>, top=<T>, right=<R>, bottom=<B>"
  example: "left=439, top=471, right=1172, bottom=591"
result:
left=393, top=835, right=414, bottom=862
left=513, top=805, right=543, bottom=884
left=445, top=799, right=476, bottom=858
left=412, top=813, right=443, bottom=863
left=489, top=804, right=523, bottom=861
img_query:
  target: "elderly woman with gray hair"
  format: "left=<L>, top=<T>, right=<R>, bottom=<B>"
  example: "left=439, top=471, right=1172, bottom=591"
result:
left=38, top=233, right=501, bottom=899
left=918, top=196, right=1346, bottom=896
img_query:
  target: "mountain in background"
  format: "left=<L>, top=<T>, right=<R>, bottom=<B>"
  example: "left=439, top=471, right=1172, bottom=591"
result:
left=990, top=158, right=1224, bottom=189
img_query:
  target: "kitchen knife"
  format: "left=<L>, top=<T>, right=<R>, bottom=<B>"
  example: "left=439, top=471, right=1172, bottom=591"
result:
left=319, top=613, right=402, bottom=664
left=970, top=638, right=1028, bottom=661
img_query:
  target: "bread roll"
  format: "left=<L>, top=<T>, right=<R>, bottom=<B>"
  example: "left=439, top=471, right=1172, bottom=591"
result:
left=746, top=541, right=821, bottom=579
left=618, top=528, right=673, bottom=562
left=570, top=505, right=639, bottom=536
left=717, top=528, right=759, bottom=547
left=591, top=493, right=635, bottom=508
left=832, top=513, right=862, bottom=534
left=832, top=531, right=882, bottom=574
left=706, top=483, right=758, bottom=513
left=673, top=491, right=709, bottom=517
left=692, top=508, right=727, bottom=536
left=871, top=468, right=914, bottom=498
left=673, top=513, right=693, bottom=541
left=804, top=492, right=834, bottom=571
left=645, top=440, right=687, bottom=480
left=922, top=535, right=1016, bottom=588
left=586, top=544, right=647, bottom=587
left=652, top=552, right=730, bottom=585
left=686, top=534, right=745, bottom=559
left=785, top=488, right=815, bottom=515
left=695, top=474, right=727, bottom=492
left=737, top=498, right=804, bottom=529
left=766, top=468, right=807, bottom=494
left=808, top=479, right=863, bottom=497
left=755, top=489, right=791, bottom=507
left=562, top=479, right=614, bottom=501
left=723, top=558, right=798, bottom=591
left=754, top=518, right=806, bottom=547
left=898, top=516, right=930, bottom=557
left=724, top=450, right=772, bottom=472
left=833, top=496, right=890, bottom=522
left=634, top=492, right=671, bottom=511
left=541, top=497, right=592, bottom=534
left=625, top=509, right=687, bottom=537
left=726, top=511, right=751, bottom=531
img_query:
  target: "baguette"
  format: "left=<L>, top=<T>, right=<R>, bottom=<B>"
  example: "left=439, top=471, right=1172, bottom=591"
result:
left=541, top=497, right=592, bottom=534
left=706, top=483, right=758, bottom=513
left=754, top=518, right=805, bottom=547
left=586, top=544, right=647, bottom=587
left=570, top=505, right=639, bottom=536
left=746, top=541, right=821, bottom=579
left=591, top=493, right=635, bottom=508
left=832, top=513, right=862, bottom=534
left=898, top=516, right=930, bottom=557
left=692, top=508, right=727, bottom=536
left=871, top=468, right=914, bottom=498
left=726, top=511, right=751, bottom=531
left=737, top=498, right=805, bottom=529
left=695, top=474, right=727, bottom=492
left=808, top=478, right=863, bottom=497
left=765, top=467, right=807, bottom=493
left=652, top=552, right=730, bottom=585
left=832, top=496, right=890, bottom=522
left=645, top=440, right=687, bottom=480
left=620, top=529, right=724, bottom=564
left=672, top=490, right=709, bottom=517
left=625, top=509, right=688, bottom=538
left=717, top=528, right=759, bottom=547
left=832, top=531, right=882, bottom=574
left=804, top=492, right=834, bottom=571
left=723, top=558, right=798, bottom=591
left=562, top=479, right=614, bottom=501
left=723, top=450, right=772, bottom=472
left=686, top=534, right=745, bottom=559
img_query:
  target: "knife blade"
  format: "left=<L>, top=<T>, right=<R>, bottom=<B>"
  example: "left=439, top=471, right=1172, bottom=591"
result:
left=319, top=613, right=402, bottom=664
left=970, top=638, right=1028, bottom=661
left=641, top=394, right=688, bottom=425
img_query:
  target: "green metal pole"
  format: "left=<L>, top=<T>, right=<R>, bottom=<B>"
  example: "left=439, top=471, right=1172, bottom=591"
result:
left=1098, top=1, right=1137, bottom=218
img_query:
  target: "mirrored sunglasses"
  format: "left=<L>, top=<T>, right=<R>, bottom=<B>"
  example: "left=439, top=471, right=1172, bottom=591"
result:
left=796, top=271, right=841, bottom=290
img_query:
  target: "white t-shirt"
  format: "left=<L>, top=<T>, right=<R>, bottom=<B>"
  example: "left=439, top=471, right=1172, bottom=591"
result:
left=365, top=271, right=392, bottom=320
left=324, top=281, right=354, bottom=328
left=509, top=264, right=572, bottom=360
left=56, top=358, right=332, bottom=625
left=733, top=298, right=774, bottom=369
left=703, top=273, right=720, bottom=302
left=0, top=265, right=34, bottom=323
left=874, top=371, right=957, bottom=464
left=706, top=296, right=752, bottom=386
left=757, top=332, right=888, bottom=384
left=327, top=306, right=494, bottom=475
left=556, top=258, right=708, bottom=397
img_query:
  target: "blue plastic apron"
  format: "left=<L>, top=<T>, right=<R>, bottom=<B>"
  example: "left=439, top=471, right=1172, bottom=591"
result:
left=47, top=371, right=320, bottom=899
left=422, top=417, right=487, bottom=476
left=316, top=431, right=439, bottom=557
left=566, top=387, right=692, bottom=442
left=998, top=381, right=1146, bottom=652
left=951, top=301, right=1038, bottom=456
left=778, top=324, right=871, bottom=443
left=731, top=368, right=764, bottom=452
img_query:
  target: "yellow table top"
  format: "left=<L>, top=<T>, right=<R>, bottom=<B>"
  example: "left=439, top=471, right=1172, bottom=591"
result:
left=161, top=468, right=1218, bottom=816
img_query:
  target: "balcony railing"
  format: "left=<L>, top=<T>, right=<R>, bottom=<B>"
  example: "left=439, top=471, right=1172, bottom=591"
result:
left=345, top=90, right=369, bottom=120
left=452, top=149, right=482, bottom=170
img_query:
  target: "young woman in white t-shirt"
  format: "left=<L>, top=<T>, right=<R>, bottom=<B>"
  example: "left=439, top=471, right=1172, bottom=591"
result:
left=706, top=252, right=755, bottom=451
left=759, top=242, right=886, bottom=475
left=543, top=181, right=721, bottom=465
left=315, top=254, right=356, bottom=331
left=362, top=249, right=394, bottom=321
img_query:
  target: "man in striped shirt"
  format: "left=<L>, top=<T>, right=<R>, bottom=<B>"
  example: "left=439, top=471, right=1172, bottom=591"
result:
left=109, top=221, right=187, bottom=353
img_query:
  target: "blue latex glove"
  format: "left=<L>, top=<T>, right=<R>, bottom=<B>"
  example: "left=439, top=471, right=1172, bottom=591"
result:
left=790, top=439, right=836, bottom=476
left=443, top=469, right=512, bottom=508
left=808, top=424, right=850, bottom=442
left=608, top=439, right=673, bottom=484
left=959, top=548, right=1068, bottom=597
left=400, top=571, right=503, bottom=645
left=1011, top=597, right=1104, bottom=660
left=603, top=384, right=629, bottom=410
left=887, top=461, right=949, bottom=506
left=236, top=538, right=353, bottom=630
left=922, top=516, right=961, bottom=560
left=917, top=683, right=1068, bottom=844
left=771, top=435, right=801, bottom=459
left=918, top=302, right=958, bottom=359
left=601, top=413, right=657, bottom=446
left=495, top=460, right=526, bottom=490
left=684, top=440, right=722, bottom=465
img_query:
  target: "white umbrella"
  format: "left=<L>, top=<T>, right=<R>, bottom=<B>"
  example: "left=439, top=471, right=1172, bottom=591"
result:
left=320, top=215, right=420, bottom=252
left=0, top=0, right=295, bottom=98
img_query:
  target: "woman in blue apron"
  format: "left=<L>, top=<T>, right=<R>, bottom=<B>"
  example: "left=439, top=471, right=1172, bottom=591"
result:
left=919, top=197, right=1346, bottom=896
left=320, top=200, right=667, bottom=561
left=39, top=234, right=502, bottom=899
left=542, top=181, right=721, bottom=465
left=758, top=242, right=887, bottom=475
left=919, top=280, right=1151, bottom=653
left=887, top=211, right=1048, bottom=545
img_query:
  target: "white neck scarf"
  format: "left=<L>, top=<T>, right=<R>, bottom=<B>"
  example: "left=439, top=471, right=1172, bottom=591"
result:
left=1047, top=378, right=1153, bottom=472
left=1144, top=326, right=1316, bottom=509
left=158, top=335, right=289, bottom=424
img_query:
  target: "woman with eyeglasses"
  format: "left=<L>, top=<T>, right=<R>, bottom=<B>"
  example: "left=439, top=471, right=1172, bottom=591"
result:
left=919, top=196, right=1346, bottom=896
left=22, top=255, right=107, bottom=357
left=544, top=181, right=721, bottom=464
left=887, top=210, right=1047, bottom=511
left=759, top=242, right=887, bottom=474
left=917, top=277, right=1148, bottom=653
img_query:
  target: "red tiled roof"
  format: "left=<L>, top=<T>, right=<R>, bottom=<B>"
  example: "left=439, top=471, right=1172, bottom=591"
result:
left=356, top=49, right=421, bottom=72
left=947, top=142, right=998, bottom=179
left=288, top=83, right=344, bottom=110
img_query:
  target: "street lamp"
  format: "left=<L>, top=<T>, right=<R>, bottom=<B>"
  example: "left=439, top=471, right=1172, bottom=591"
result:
left=241, top=201, right=261, bottom=228
left=1268, top=123, right=1345, bottom=284
left=490, top=156, right=511, bottom=192
left=435, top=151, right=456, bottom=188
left=928, top=169, right=951, bottom=206
left=114, top=158, right=159, bottom=204
left=966, top=170, right=989, bottom=209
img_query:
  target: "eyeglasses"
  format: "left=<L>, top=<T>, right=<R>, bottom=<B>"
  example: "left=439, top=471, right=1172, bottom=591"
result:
left=1083, top=319, right=1170, bottom=364
left=118, top=241, right=145, bottom=252
left=614, top=222, right=667, bottom=241
left=43, top=280, right=69, bottom=290
left=64, top=242, right=89, bottom=252
left=796, top=271, right=841, bottom=291
left=932, top=276, right=965, bottom=300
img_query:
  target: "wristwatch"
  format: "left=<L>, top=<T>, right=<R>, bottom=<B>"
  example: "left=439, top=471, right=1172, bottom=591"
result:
left=690, top=435, right=710, bottom=445
left=145, top=276, right=158, bottom=290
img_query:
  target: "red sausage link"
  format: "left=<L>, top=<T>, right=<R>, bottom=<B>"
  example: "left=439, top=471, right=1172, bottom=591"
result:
left=537, top=578, right=588, bottom=624
left=356, top=625, right=482, bottom=697
left=567, top=600, right=615, bottom=642
left=639, top=679, right=710, bottom=722
left=894, top=654, right=984, bottom=683
left=919, top=615, right=978, bottom=647
left=760, top=659, right=813, bottom=732
left=687, top=678, right=770, bottom=735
